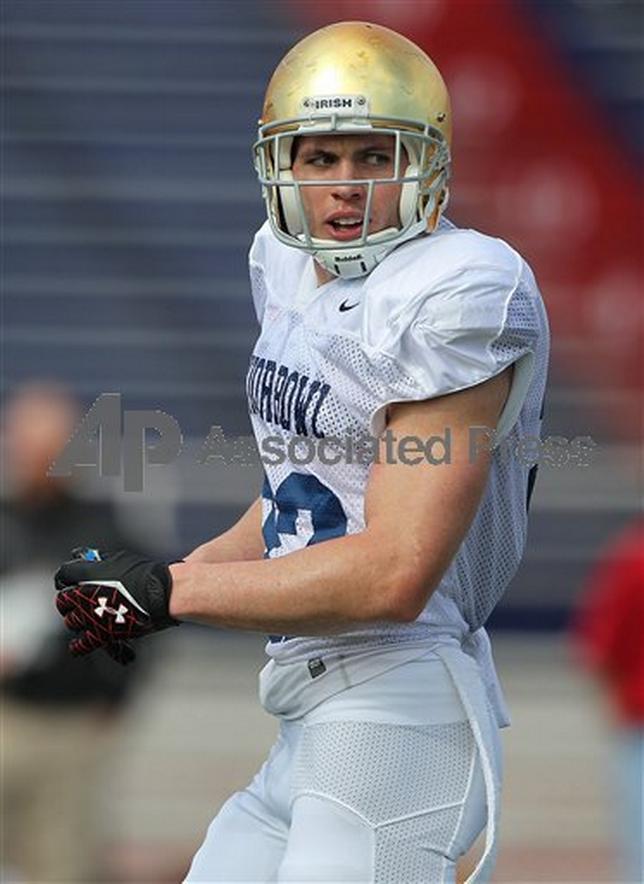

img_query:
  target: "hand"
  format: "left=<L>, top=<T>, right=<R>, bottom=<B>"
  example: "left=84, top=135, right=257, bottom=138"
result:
left=54, top=549, right=179, bottom=663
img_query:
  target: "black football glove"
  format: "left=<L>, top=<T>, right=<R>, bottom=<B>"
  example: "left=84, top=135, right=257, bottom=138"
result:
left=54, top=549, right=179, bottom=664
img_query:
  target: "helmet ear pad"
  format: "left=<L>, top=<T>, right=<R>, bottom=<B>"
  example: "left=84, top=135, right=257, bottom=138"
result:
left=278, top=170, right=304, bottom=236
left=399, top=162, right=419, bottom=228
left=274, top=135, right=303, bottom=236
left=398, top=134, right=423, bottom=228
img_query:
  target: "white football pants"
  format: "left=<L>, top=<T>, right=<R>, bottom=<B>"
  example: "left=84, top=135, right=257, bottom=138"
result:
left=185, top=644, right=502, bottom=883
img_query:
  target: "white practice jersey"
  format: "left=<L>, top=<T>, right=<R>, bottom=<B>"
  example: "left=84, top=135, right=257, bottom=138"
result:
left=247, top=218, right=549, bottom=677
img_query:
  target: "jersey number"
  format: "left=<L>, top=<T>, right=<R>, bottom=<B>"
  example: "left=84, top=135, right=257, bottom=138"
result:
left=262, top=472, right=347, bottom=554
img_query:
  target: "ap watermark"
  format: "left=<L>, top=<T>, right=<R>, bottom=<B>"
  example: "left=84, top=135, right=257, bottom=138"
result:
left=49, top=394, right=597, bottom=492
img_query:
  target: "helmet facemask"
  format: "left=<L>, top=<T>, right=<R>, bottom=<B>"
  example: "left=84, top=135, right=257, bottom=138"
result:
left=253, top=117, right=450, bottom=279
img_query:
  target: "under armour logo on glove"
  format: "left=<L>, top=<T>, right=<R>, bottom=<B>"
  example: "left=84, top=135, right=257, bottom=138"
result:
left=94, top=598, right=129, bottom=623
left=54, top=549, right=179, bottom=665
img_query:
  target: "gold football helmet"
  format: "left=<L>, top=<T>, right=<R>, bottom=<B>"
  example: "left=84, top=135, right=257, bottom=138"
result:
left=253, top=21, right=452, bottom=279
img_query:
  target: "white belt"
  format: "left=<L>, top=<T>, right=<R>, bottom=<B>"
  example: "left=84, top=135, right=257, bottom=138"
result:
left=461, top=627, right=511, bottom=728
left=433, top=642, right=502, bottom=884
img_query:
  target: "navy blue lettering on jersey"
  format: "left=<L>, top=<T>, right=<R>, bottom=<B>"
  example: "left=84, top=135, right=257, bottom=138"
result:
left=262, top=472, right=348, bottom=644
left=247, top=356, right=331, bottom=438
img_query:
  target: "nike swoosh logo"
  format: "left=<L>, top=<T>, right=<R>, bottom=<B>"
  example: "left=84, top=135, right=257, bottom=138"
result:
left=339, top=300, right=359, bottom=312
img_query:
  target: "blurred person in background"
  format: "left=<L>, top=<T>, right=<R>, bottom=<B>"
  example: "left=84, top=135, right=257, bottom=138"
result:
left=0, top=382, right=151, bottom=883
left=572, top=518, right=644, bottom=884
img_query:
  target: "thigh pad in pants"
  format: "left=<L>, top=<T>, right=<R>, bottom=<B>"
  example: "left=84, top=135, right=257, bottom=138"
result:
left=288, top=719, right=481, bottom=882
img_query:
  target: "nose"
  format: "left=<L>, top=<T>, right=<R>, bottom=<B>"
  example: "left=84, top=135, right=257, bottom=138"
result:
left=331, top=159, right=365, bottom=201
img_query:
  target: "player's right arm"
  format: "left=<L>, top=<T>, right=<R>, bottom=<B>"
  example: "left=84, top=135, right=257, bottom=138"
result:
left=184, top=497, right=265, bottom=564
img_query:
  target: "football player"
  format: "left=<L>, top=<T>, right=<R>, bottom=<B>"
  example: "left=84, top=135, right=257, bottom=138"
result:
left=54, top=22, right=549, bottom=883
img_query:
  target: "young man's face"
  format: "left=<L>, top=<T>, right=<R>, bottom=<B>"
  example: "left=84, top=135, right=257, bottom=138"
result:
left=290, top=134, right=407, bottom=242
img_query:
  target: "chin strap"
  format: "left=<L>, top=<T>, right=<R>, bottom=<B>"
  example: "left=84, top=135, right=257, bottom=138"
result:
left=301, top=219, right=428, bottom=280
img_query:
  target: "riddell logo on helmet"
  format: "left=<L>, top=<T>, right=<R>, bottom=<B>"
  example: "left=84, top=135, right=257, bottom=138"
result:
left=301, top=94, right=368, bottom=114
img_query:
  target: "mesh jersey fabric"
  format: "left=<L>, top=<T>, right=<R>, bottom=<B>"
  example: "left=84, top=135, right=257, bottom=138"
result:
left=247, top=217, right=549, bottom=670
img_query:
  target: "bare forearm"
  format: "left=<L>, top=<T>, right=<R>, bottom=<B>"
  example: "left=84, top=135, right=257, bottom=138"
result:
left=169, top=529, right=410, bottom=634
left=186, top=531, right=260, bottom=565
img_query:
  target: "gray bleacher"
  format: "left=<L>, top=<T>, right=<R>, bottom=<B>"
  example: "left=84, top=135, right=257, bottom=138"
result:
left=3, top=0, right=302, bottom=437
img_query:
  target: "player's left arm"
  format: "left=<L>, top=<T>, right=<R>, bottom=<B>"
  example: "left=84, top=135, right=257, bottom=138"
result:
left=167, top=366, right=512, bottom=632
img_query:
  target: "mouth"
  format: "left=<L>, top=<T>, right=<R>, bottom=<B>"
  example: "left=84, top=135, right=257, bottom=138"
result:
left=324, top=215, right=367, bottom=242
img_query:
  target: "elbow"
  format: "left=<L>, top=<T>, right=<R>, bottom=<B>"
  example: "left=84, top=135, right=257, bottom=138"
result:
left=388, top=591, right=430, bottom=624
left=378, top=563, right=436, bottom=624
left=357, top=531, right=440, bottom=624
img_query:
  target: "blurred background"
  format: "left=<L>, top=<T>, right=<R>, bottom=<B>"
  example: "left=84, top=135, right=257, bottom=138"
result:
left=2, top=0, right=642, bottom=882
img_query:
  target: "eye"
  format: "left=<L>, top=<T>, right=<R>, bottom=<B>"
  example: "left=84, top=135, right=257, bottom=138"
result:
left=363, top=152, right=392, bottom=167
left=307, top=153, right=335, bottom=167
